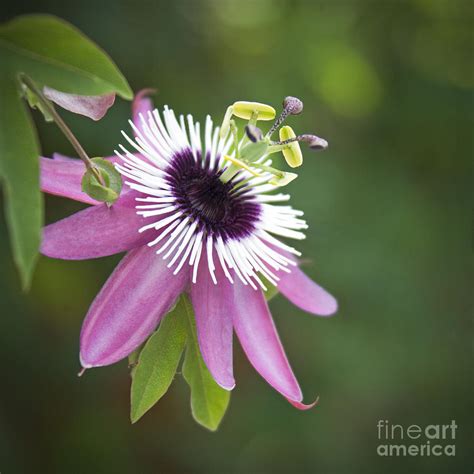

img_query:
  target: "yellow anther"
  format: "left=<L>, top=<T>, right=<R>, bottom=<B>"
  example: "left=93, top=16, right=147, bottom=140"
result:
left=279, top=125, right=303, bottom=168
left=232, top=101, right=276, bottom=121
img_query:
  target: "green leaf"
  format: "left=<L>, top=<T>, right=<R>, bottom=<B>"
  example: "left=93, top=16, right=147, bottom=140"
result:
left=0, top=14, right=132, bottom=286
left=0, top=15, right=132, bottom=98
left=81, top=157, right=122, bottom=204
left=130, top=299, right=187, bottom=423
left=0, top=75, right=42, bottom=289
left=181, top=295, right=230, bottom=431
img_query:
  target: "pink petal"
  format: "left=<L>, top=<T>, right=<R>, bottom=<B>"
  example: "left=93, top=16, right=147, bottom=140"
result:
left=43, top=87, right=115, bottom=121
left=41, top=155, right=126, bottom=204
left=277, top=265, right=338, bottom=316
left=51, top=153, right=77, bottom=162
left=233, top=282, right=303, bottom=403
left=287, top=397, right=319, bottom=410
left=41, top=156, right=101, bottom=205
left=53, top=152, right=120, bottom=165
left=190, top=254, right=235, bottom=390
left=41, top=197, right=152, bottom=260
left=132, top=89, right=155, bottom=136
left=80, top=245, right=188, bottom=367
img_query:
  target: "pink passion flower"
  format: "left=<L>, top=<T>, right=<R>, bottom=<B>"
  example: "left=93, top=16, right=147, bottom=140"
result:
left=40, top=91, right=337, bottom=409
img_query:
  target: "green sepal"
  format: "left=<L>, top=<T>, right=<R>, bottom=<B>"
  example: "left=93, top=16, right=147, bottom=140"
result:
left=81, top=157, right=122, bottom=204
left=130, top=299, right=187, bottom=423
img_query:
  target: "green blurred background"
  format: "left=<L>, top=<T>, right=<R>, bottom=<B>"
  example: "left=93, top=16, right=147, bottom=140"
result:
left=1, top=0, right=472, bottom=473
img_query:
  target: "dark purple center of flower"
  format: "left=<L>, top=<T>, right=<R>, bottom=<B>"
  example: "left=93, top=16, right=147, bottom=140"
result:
left=166, top=149, right=261, bottom=240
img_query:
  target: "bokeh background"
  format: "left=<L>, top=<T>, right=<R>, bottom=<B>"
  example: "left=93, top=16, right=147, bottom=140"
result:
left=0, top=0, right=472, bottom=473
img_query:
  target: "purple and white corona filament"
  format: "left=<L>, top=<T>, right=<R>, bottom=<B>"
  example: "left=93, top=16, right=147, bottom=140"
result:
left=115, top=107, right=306, bottom=290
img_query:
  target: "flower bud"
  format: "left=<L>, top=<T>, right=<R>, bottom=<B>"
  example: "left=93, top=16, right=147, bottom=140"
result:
left=81, top=157, right=122, bottom=204
left=279, top=126, right=303, bottom=168
left=232, top=101, right=276, bottom=121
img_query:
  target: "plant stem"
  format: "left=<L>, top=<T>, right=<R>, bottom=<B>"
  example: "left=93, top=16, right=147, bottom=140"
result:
left=19, top=74, right=102, bottom=182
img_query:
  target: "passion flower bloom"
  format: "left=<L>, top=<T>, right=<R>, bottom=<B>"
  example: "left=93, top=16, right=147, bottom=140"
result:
left=40, top=91, right=337, bottom=409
